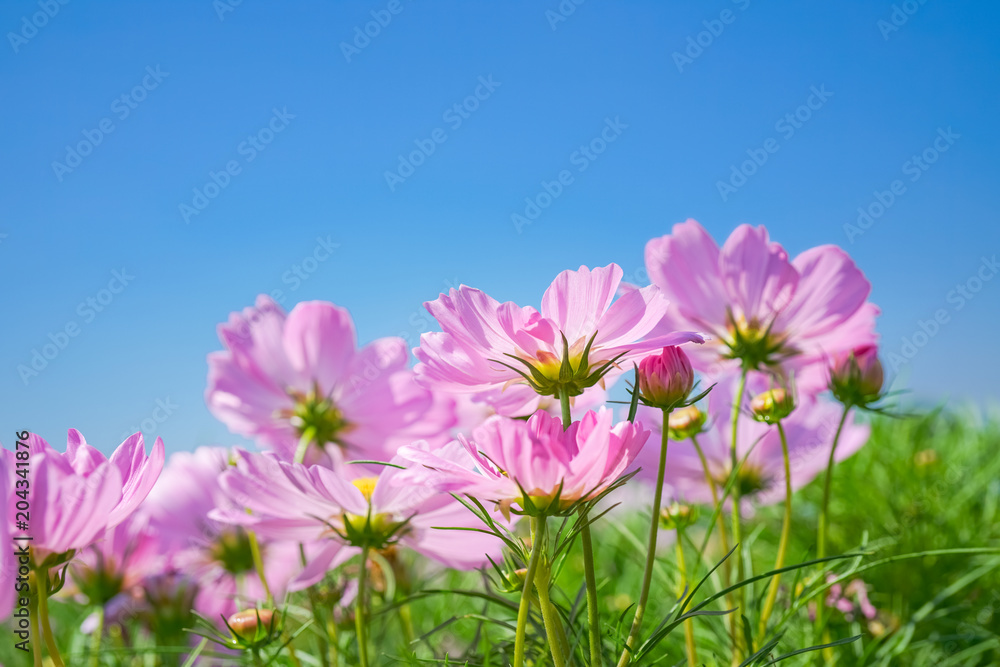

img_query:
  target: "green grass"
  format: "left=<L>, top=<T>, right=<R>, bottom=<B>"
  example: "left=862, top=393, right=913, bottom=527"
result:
left=5, top=408, right=999, bottom=666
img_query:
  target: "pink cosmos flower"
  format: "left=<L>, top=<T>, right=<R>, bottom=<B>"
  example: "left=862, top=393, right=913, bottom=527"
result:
left=67, top=514, right=165, bottom=633
left=141, top=447, right=307, bottom=624
left=645, top=220, right=879, bottom=391
left=212, top=449, right=501, bottom=590
left=414, top=264, right=702, bottom=415
left=6, top=430, right=164, bottom=562
left=206, top=295, right=455, bottom=466
left=399, top=409, right=649, bottom=515
left=633, top=373, right=869, bottom=508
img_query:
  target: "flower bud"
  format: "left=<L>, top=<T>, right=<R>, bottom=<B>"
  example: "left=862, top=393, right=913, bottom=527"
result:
left=638, top=346, right=694, bottom=409
left=830, top=345, right=884, bottom=407
left=501, top=567, right=529, bottom=593
left=750, top=388, right=795, bottom=423
left=660, top=501, right=698, bottom=530
left=666, top=405, right=706, bottom=441
left=227, top=608, right=276, bottom=643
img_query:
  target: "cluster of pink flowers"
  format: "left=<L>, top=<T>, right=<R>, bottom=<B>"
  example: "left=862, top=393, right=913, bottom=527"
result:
left=0, top=219, right=886, bottom=665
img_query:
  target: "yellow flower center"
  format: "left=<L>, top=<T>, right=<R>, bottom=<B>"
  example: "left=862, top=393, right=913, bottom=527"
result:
left=352, top=476, right=379, bottom=502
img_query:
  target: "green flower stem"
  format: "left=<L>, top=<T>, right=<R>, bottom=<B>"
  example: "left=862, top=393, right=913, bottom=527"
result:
left=675, top=525, right=698, bottom=667
left=815, top=404, right=851, bottom=663
left=729, top=369, right=748, bottom=660
left=559, top=390, right=573, bottom=430
left=36, top=567, right=65, bottom=667
left=286, top=641, right=304, bottom=667
left=248, top=530, right=273, bottom=607
left=560, top=389, right=603, bottom=667
left=691, top=434, right=731, bottom=577
left=532, top=517, right=568, bottom=667
left=513, top=513, right=546, bottom=667
left=692, top=432, right=736, bottom=650
left=398, top=601, right=415, bottom=646
left=293, top=429, right=314, bottom=465
left=355, top=546, right=371, bottom=667
left=89, top=604, right=104, bottom=667
left=326, top=614, right=340, bottom=667
left=299, top=544, right=332, bottom=667
left=758, top=421, right=793, bottom=638
left=28, top=574, right=42, bottom=667
left=616, top=407, right=672, bottom=667
left=579, top=518, right=603, bottom=667
left=817, top=405, right=850, bottom=561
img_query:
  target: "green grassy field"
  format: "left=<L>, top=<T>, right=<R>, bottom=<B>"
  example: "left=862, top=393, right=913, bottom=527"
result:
left=7, top=409, right=999, bottom=666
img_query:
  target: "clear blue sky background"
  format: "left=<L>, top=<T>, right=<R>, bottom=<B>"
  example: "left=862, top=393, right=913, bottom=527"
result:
left=2, top=0, right=998, bottom=455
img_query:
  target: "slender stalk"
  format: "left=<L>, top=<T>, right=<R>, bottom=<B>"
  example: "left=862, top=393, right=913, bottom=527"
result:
left=675, top=526, right=698, bottom=666
left=758, top=421, right=793, bottom=637
left=729, top=370, right=748, bottom=660
left=29, top=574, right=42, bottom=667
left=248, top=530, right=274, bottom=607
left=326, top=614, right=339, bottom=667
left=398, top=601, right=415, bottom=645
left=355, top=546, right=371, bottom=667
left=533, top=518, right=568, bottom=667
left=559, top=390, right=573, bottom=430
left=580, top=519, right=603, bottom=666
left=286, top=641, right=304, bottom=667
left=293, top=429, right=314, bottom=465
left=36, top=567, right=66, bottom=667
left=817, top=405, right=850, bottom=560
left=299, top=544, right=332, bottom=667
left=181, top=638, right=210, bottom=667
left=691, top=434, right=731, bottom=574
left=513, top=514, right=546, bottom=667
left=560, top=389, right=603, bottom=667
left=251, top=647, right=265, bottom=667
left=89, top=604, right=105, bottom=667
left=691, top=433, right=735, bottom=649
left=815, top=405, right=851, bottom=663
left=616, top=408, right=672, bottom=667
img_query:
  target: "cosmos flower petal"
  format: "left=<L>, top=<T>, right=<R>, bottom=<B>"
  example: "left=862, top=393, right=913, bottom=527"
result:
left=719, top=224, right=799, bottom=324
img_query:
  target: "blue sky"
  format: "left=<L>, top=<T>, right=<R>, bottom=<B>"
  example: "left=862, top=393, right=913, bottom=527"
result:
left=2, top=0, right=998, bottom=455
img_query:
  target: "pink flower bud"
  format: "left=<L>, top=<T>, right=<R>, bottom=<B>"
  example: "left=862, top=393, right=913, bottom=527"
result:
left=667, top=405, right=706, bottom=440
left=638, top=346, right=694, bottom=409
left=750, top=388, right=795, bottom=423
left=830, top=345, right=884, bottom=406
left=228, top=608, right=276, bottom=643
